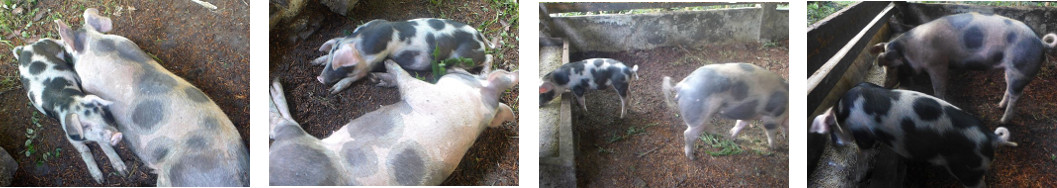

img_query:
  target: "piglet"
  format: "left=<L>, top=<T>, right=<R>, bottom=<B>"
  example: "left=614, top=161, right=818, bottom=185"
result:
left=811, top=82, right=1017, bottom=187
left=15, top=38, right=126, bottom=184
left=871, top=12, right=1057, bottom=123
left=270, top=60, right=516, bottom=185
left=55, top=8, right=248, bottom=186
left=312, top=18, right=496, bottom=93
left=662, top=63, right=788, bottom=160
left=539, top=58, right=639, bottom=118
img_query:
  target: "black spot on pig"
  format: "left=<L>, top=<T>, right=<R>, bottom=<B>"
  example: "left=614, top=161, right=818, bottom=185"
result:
left=591, top=68, right=611, bottom=90
left=540, top=91, right=556, bottom=106
left=1012, top=38, right=1044, bottom=72
left=28, top=61, right=46, bottom=75
left=425, top=34, right=436, bottom=51
left=388, top=147, right=426, bottom=185
left=963, top=26, right=984, bottom=50
left=170, top=151, right=241, bottom=186
left=946, top=14, right=972, bottom=29
left=850, top=126, right=878, bottom=149
left=452, top=31, right=481, bottom=52
left=944, top=106, right=979, bottom=129
left=428, top=19, right=445, bottom=30
left=578, top=80, right=590, bottom=92
left=358, top=22, right=394, bottom=55
left=570, top=62, right=586, bottom=75
left=1006, top=32, right=1017, bottom=43
left=738, top=63, right=755, bottom=71
left=342, top=143, right=379, bottom=177
left=857, top=84, right=897, bottom=120
left=551, top=72, right=569, bottom=85
left=184, top=133, right=209, bottom=148
left=1004, top=19, right=1012, bottom=25
left=393, top=22, right=416, bottom=41
left=132, top=99, right=167, bottom=132
left=52, top=64, right=68, bottom=71
left=764, top=122, right=778, bottom=130
left=445, top=19, right=466, bottom=28
left=92, top=38, right=116, bottom=53
left=720, top=100, right=758, bottom=120
left=201, top=116, right=219, bottom=130
left=139, top=67, right=177, bottom=95
left=765, top=91, right=787, bottom=116
left=912, top=98, right=942, bottom=121
left=271, top=144, right=343, bottom=186
left=730, top=81, right=749, bottom=100
left=18, top=51, right=33, bottom=66
left=145, top=137, right=175, bottom=164
left=41, top=78, right=81, bottom=118
left=392, top=51, right=421, bottom=66
left=184, top=87, right=211, bottom=103
left=593, top=59, right=604, bottom=67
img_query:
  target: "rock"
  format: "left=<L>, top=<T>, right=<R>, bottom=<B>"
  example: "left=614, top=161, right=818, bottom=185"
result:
left=0, top=148, right=17, bottom=186
left=320, top=0, right=359, bottom=16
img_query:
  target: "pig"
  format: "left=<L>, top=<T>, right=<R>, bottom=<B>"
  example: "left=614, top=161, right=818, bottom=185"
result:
left=269, top=60, right=517, bottom=185
left=311, top=18, right=496, bottom=93
left=539, top=58, right=639, bottom=118
left=14, top=38, right=126, bottom=183
left=870, top=12, right=1057, bottom=124
left=661, top=63, right=788, bottom=160
left=55, top=8, right=248, bottom=186
left=811, top=82, right=1018, bottom=188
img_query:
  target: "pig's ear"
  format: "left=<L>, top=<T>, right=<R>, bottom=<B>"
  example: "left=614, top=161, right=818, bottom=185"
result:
left=318, top=39, right=338, bottom=52
left=488, top=103, right=515, bottom=127
left=810, top=109, right=836, bottom=134
left=869, top=43, right=886, bottom=55
left=83, top=8, right=113, bottom=32
left=331, top=44, right=363, bottom=70
left=539, top=82, right=554, bottom=94
left=64, top=113, right=86, bottom=141
left=83, top=95, right=113, bottom=106
left=55, top=21, right=86, bottom=54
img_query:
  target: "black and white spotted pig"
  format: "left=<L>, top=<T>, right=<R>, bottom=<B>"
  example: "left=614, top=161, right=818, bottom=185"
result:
left=14, top=38, right=126, bottom=184
left=55, top=8, right=247, bottom=186
left=811, top=82, right=1018, bottom=188
left=539, top=58, right=639, bottom=118
left=269, top=60, right=517, bottom=185
left=870, top=12, right=1057, bottom=124
left=312, top=18, right=495, bottom=93
left=661, top=63, right=788, bottom=160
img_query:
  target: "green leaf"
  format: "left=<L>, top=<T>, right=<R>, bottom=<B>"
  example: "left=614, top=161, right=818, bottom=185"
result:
left=24, top=139, right=31, bottom=146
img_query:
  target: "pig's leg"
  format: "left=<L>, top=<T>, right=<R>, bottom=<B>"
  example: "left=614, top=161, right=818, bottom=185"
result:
left=683, top=102, right=720, bottom=160
left=927, top=68, right=949, bottom=99
left=381, top=60, right=431, bottom=95
left=1000, top=70, right=1032, bottom=123
left=370, top=72, right=397, bottom=88
left=70, top=140, right=105, bottom=183
left=613, top=78, right=629, bottom=118
left=328, top=77, right=356, bottom=94
left=98, top=143, right=128, bottom=176
left=728, top=120, right=750, bottom=141
left=572, top=87, right=588, bottom=113
left=310, top=55, right=329, bottom=66
left=761, top=117, right=781, bottom=149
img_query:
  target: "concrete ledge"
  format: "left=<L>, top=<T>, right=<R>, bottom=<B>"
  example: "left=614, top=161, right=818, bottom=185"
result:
left=539, top=39, right=576, bottom=188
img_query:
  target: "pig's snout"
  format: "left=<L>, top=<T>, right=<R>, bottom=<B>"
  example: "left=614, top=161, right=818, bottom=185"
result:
left=110, top=132, right=123, bottom=146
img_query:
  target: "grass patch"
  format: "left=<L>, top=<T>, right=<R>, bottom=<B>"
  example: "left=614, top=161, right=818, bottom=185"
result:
left=606, top=123, right=658, bottom=144
left=698, top=132, right=743, bottom=156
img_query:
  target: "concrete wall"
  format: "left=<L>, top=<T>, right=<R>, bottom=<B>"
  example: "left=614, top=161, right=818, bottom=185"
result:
left=549, top=7, right=789, bottom=52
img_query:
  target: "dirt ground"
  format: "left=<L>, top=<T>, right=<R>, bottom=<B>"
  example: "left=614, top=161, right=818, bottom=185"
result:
left=268, top=0, right=519, bottom=186
left=566, top=41, right=789, bottom=187
left=0, top=0, right=249, bottom=186
left=884, top=52, right=1057, bottom=187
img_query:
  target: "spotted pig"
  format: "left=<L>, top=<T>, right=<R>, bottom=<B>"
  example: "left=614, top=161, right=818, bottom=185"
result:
left=15, top=38, right=125, bottom=184
left=312, top=18, right=495, bottom=93
left=55, top=8, right=247, bottom=186
left=539, top=58, right=639, bottom=118
left=662, top=63, right=788, bottom=160
left=870, top=12, right=1057, bottom=123
left=811, top=82, right=1018, bottom=188
left=269, top=60, right=517, bottom=185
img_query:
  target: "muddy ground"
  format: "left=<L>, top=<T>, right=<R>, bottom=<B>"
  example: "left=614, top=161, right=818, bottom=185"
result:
left=566, top=41, right=789, bottom=187
left=269, top=0, right=519, bottom=186
left=883, top=53, right=1057, bottom=187
left=0, top=0, right=249, bottom=186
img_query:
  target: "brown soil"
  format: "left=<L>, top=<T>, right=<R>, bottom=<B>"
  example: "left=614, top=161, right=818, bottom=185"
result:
left=895, top=53, right=1057, bottom=187
left=268, top=0, right=519, bottom=186
left=0, top=0, right=249, bottom=186
left=568, top=41, right=789, bottom=187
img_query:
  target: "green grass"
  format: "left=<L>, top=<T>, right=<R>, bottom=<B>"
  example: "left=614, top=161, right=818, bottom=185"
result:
left=698, top=132, right=743, bottom=156
left=606, top=123, right=658, bottom=144
left=807, top=1, right=856, bottom=26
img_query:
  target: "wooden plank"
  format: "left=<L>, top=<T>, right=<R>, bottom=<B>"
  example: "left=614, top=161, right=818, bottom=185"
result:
left=807, top=2, right=891, bottom=75
left=807, top=3, right=895, bottom=116
left=541, top=2, right=782, bottom=14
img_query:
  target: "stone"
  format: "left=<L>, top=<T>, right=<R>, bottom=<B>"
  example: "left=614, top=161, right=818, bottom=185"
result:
left=0, top=148, right=17, bottom=186
left=321, top=0, right=359, bottom=16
